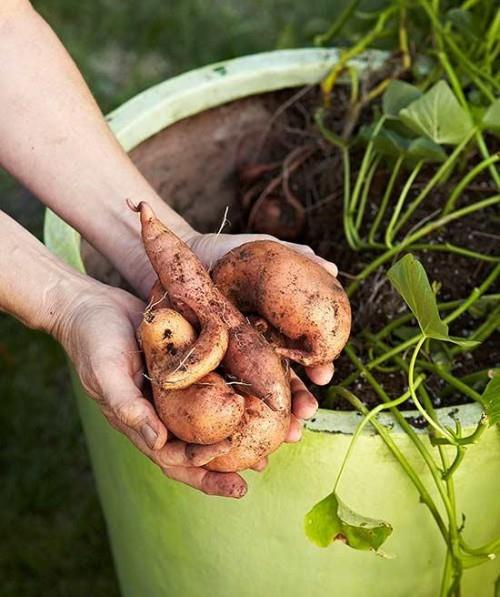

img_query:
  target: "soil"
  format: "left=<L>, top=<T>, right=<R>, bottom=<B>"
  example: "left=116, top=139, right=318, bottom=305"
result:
left=228, top=85, right=500, bottom=411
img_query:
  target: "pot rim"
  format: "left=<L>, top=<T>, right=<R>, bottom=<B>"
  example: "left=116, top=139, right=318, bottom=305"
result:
left=44, top=48, right=482, bottom=435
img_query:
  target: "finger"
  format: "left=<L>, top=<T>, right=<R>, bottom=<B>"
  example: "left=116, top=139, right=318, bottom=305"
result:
left=285, top=415, right=303, bottom=443
left=158, top=439, right=232, bottom=468
left=290, top=370, right=318, bottom=420
left=99, top=367, right=168, bottom=450
left=251, top=457, right=268, bottom=472
left=305, top=362, right=334, bottom=386
left=308, top=254, right=338, bottom=277
left=163, top=466, right=248, bottom=498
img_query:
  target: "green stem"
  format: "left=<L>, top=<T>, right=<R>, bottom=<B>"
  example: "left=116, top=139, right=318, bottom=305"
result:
left=410, top=243, right=500, bottom=263
left=391, top=131, right=475, bottom=239
left=332, top=385, right=449, bottom=542
left=408, top=337, right=457, bottom=442
left=368, top=156, right=403, bottom=245
left=450, top=305, right=500, bottom=356
left=419, top=362, right=482, bottom=403
left=437, top=49, right=500, bottom=189
left=355, top=155, right=380, bottom=232
left=385, top=161, right=423, bottom=247
left=442, top=153, right=500, bottom=215
left=314, top=0, right=364, bottom=46
left=332, top=377, right=424, bottom=492
left=444, top=264, right=500, bottom=324
left=347, top=194, right=500, bottom=296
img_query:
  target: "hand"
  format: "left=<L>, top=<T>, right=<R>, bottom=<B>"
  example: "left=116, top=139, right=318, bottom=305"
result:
left=50, top=280, right=249, bottom=498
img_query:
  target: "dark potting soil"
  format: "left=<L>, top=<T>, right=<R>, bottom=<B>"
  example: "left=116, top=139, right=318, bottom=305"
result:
left=230, top=85, right=500, bottom=412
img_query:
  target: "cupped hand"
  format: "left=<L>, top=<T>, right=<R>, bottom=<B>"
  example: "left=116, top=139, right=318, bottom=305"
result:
left=51, top=279, right=320, bottom=494
left=50, top=281, right=248, bottom=498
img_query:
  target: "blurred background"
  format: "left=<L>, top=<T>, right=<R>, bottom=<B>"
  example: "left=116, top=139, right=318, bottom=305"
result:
left=0, top=2, right=356, bottom=595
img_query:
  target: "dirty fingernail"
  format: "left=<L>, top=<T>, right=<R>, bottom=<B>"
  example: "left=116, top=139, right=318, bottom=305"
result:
left=141, top=423, right=158, bottom=449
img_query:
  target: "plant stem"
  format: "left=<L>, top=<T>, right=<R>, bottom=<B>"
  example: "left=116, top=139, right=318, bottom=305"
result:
left=391, top=131, right=475, bottom=239
left=410, top=243, right=500, bottom=263
left=331, top=385, right=449, bottom=542
left=314, top=0, right=363, bottom=46
left=409, top=338, right=457, bottom=441
left=355, top=155, right=380, bottom=232
left=385, top=161, right=423, bottom=247
left=332, top=376, right=424, bottom=492
left=444, top=264, right=500, bottom=324
left=347, top=194, right=500, bottom=295
left=368, top=156, right=403, bottom=245
left=442, top=153, right=500, bottom=215
left=321, top=5, right=398, bottom=99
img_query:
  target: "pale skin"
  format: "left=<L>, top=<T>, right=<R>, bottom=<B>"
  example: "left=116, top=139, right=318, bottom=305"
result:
left=0, top=1, right=337, bottom=498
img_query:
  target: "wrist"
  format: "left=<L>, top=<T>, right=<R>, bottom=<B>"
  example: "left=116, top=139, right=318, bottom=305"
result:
left=40, top=268, right=104, bottom=345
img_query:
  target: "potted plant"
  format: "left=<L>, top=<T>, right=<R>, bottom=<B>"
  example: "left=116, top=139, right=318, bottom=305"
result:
left=45, top=2, right=499, bottom=595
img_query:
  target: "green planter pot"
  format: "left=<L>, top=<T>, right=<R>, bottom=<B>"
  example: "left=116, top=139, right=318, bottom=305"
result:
left=44, top=49, right=500, bottom=597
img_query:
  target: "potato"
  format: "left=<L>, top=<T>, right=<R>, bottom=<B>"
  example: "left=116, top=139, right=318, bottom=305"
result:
left=132, top=203, right=351, bottom=473
left=155, top=372, right=245, bottom=446
left=132, top=202, right=291, bottom=472
left=212, top=240, right=351, bottom=367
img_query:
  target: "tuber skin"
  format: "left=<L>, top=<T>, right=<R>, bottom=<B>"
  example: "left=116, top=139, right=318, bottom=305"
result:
left=132, top=202, right=291, bottom=472
left=212, top=240, right=351, bottom=367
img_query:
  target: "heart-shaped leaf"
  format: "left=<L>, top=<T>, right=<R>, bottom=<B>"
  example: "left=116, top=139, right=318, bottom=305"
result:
left=400, top=81, right=474, bottom=145
left=305, top=491, right=392, bottom=552
left=480, top=371, right=500, bottom=426
left=383, top=80, right=423, bottom=118
left=387, top=254, right=478, bottom=346
left=483, top=98, right=500, bottom=136
left=407, top=138, right=447, bottom=162
left=372, top=128, right=409, bottom=156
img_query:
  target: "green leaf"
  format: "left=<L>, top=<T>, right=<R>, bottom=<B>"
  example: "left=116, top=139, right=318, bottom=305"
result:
left=383, top=80, right=422, bottom=118
left=407, top=138, right=447, bottom=162
left=483, top=98, right=500, bottom=136
left=400, top=81, right=474, bottom=145
left=370, top=129, right=446, bottom=164
left=387, top=254, right=478, bottom=346
left=372, top=128, right=409, bottom=156
left=305, top=492, right=392, bottom=552
left=480, top=372, right=500, bottom=426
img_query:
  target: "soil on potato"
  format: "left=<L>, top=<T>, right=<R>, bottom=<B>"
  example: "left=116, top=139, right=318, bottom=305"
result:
left=230, top=85, right=500, bottom=412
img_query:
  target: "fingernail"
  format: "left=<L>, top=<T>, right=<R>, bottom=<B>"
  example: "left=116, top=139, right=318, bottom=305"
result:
left=141, top=423, right=158, bottom=449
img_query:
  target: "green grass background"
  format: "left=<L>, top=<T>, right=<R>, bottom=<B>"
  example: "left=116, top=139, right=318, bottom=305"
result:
left=0, top=2, right=357, bottom=595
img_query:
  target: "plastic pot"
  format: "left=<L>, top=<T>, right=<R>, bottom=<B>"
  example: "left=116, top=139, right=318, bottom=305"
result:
left=44, top=49, right=500, bottom=597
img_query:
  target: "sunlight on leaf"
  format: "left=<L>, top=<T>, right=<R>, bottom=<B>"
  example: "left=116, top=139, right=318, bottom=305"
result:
left=400, top=81, right=474, bottom=145
left=480, top=372, right=500, bottom=426
left=483, top=98, right=500, bottom=136
left=305, top=492, right=392, bottom=552
left=383, top=80, right=422, bottom=118
left=387, top=254, right=478, bottom=346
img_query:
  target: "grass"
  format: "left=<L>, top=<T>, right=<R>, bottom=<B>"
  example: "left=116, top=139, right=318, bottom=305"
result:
left=0, top=0, right=359, bottom=594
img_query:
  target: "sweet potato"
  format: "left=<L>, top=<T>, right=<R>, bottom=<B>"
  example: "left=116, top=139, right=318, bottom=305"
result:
left=132, top=202, right=350, bottom=473
left=132, top=202, right=291, bottom=472
left=212, top=241, right=351, bottom=367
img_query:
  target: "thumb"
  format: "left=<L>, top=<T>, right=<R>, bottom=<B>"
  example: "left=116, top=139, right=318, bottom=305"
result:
left=99, top=368, right=168, bottom=451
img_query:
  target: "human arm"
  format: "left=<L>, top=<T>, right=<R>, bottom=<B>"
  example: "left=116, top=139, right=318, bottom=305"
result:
left=0, top=210, right=249, bottom=497
left=0, top=1, right=335, bottom=388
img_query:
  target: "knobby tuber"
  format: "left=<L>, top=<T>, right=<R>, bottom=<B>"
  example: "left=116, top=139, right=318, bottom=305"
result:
left=131, top=201, right=351, bottom=473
